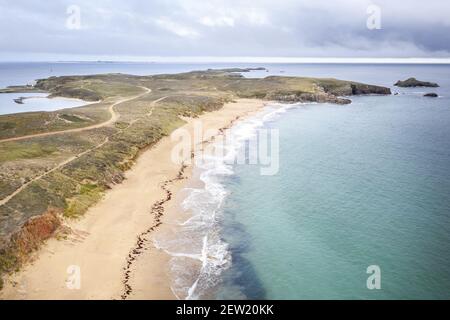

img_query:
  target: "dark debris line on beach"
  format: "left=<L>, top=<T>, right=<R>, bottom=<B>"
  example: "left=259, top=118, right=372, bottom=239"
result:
left=119, top=113, right=246, bottom=300
left=121, top=162, right=188, bottom=300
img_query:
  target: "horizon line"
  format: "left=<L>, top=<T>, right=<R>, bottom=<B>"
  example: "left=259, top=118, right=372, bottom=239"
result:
left=2, top=57, right=450, bottom=64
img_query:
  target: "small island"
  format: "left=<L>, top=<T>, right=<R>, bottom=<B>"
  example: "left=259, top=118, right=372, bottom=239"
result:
left=394, top=77, right=439, bottom=88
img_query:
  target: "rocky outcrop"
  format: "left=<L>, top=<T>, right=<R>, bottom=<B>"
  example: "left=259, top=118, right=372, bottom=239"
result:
left=264, top=81, right=390, bottom=105
left=13, top=98, right=25, bottom=104
left=350, top=83, right=392, bottom=95
left=424, top=93, right=438, bottom=97
left=266, top=91, right=351, bottom=104
left=395, top=77, right=439, bottom=88
left=318, top=82, right=391, bottom=97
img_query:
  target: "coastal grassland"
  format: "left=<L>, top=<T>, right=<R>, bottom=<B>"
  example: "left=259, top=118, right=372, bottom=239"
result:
left=45, top=79, right=144, bottom=100
left=213, top=76, right=378, bottom=102
left=0, top=92, right=230, bottom=285
left=0, top=74, right=151, bottom=140
left=0, top=142, right=57, bottom=162
left=0, top=69, right=391, bottom=288
left=32, top=74, right=146, bottom=101
left=0, top=101, right=111, bottom=140
left=0, top=131, right=113, bottom=202
left=143, top=71, right=390, bottom=102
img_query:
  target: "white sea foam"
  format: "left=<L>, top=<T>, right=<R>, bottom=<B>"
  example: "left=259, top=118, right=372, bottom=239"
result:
left=153, top=102, right=303, bottom=299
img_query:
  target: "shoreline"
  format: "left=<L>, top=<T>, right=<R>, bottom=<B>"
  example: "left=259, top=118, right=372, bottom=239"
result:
left=151, top=100, right=291, bottom=299
left=129, top=101, right=271, bottom=300
left=0, top=98, right=267, bottom=300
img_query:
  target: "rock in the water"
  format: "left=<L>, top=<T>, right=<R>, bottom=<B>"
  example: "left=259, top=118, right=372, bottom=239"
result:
left=14, top=97, right=25, bottom=104
left=394, top=77, right=439, bottom=88
left=424, top=93, right=438, bottom=97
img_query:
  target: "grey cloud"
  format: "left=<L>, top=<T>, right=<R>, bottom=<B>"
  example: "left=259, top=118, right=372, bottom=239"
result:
left=0, top=0, right=449, bottom=60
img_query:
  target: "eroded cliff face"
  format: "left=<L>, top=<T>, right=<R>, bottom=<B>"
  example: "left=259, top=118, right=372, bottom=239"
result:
left=266, top=91, right=352, bottom=104
left=10, top=209, right=61, bottom=257
left=0, top=209, right=61, bottom=288
left=349, top=83, right=392, bottom=95
left=264, top=82, right=391, bottom=104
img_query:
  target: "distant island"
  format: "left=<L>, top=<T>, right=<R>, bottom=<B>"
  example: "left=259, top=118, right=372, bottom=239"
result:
left=395, top=77, right=439, bottom=88
left=206, top=67, right=267, bottom=72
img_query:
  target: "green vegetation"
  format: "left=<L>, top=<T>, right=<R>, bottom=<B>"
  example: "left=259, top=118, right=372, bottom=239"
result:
left=0, top=143, right=57, bottom=162
left=0, top=247, right=18, bottom=289
left=0, top=69, right=391, bottom=287
left=59, top=114, right=88, bottom=123
left=64, top=184, right=104, bottom=218
left=0, top=101, right=110, bottom=140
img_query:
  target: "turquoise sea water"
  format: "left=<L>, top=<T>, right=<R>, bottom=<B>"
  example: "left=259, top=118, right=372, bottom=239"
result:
left=150, top=64, right=450, bottom=299
left=213, top=66, right=450, bottom=299
left=217, top=99, right=450, bottom=299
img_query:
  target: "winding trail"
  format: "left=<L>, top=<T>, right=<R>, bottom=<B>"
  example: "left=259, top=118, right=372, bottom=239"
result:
left=0, top=137, right=111, bottom=207
left=149, top=96, right=169, bottom=112
left=0, top=86, right=152, bottom=144
left=0, top=87, right=155, bottom=207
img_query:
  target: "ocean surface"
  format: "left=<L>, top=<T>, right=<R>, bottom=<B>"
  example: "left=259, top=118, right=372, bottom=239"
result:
left=1, top=62, right=449, bottom=299
left=154, top=64, right=450, bottom=299
left=218, top=92, right=450, bottom=300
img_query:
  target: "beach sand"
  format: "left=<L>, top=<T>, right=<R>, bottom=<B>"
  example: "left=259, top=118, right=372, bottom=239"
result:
left=0, top=98, right=266, bottom=300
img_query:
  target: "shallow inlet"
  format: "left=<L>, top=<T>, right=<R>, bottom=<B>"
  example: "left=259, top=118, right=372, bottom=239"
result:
left=0, top=92, right=89, bottom=115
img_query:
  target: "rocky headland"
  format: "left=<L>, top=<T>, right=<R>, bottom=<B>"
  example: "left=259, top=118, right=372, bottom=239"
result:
left=395, top=77, right=439, bottom=88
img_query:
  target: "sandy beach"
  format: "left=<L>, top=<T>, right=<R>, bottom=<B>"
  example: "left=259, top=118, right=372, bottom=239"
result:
left=0, top=98, right=266, bottom=300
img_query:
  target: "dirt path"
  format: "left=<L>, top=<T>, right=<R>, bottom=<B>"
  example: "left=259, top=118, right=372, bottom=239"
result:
left=0, top=87, right=152, bottom=144
left=0, top=87, right=155, bottom=207
left=0, top=137, right=110, bottom=207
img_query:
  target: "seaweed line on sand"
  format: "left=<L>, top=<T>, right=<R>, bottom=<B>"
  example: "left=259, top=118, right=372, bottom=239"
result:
left=121, top=162, right=188, bottom=300
left=119, top=113, right=254, bottom=300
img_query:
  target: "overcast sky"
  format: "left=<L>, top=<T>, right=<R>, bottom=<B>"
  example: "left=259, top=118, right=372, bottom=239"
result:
left=1, top=0, right=449, bottom=61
